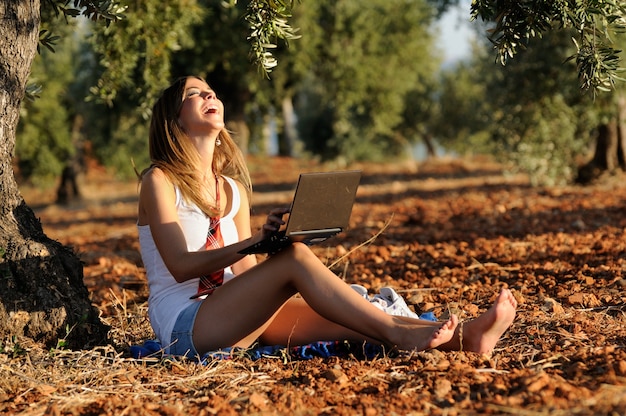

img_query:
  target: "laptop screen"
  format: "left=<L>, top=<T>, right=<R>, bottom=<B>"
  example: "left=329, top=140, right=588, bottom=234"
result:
left=285, top=170, right=361, bottom=240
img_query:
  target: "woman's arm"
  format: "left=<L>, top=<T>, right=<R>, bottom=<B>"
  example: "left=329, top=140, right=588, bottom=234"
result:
left=230, top=180, right=258, bottom=275
left=139, top=168, right=263, bottom=282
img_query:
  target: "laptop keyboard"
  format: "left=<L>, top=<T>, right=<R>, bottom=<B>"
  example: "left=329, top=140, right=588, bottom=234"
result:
left=269, top=230, right=287, bottom=242
left=266, top=231, right=291, bottom=255
left=238, top=230, right=292, bottom=255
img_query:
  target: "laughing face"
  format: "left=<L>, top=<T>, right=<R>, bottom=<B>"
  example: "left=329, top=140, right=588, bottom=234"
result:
left=177, top=77, right=225, bottom=138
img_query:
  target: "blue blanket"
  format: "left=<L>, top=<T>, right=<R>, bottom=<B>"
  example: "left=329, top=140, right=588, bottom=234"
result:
left=130, top=311, right=437, bottom=363
left=130, top=339, right=387, bottom=362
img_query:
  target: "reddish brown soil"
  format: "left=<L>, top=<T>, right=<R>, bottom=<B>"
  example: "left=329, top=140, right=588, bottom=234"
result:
left=5, top=156, right=626, bottom=415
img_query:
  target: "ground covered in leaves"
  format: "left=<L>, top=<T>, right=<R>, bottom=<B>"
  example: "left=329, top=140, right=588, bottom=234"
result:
left=2, top=156, right=626, bottom=415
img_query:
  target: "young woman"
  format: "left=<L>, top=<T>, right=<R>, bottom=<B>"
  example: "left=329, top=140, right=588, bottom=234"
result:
left=137, top=75, right=517, bottom=358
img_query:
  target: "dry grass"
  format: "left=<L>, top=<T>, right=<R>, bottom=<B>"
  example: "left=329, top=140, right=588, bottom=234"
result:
left=2, top=296, right=283, bottom=415
left=3, top=287, right=626, bottom=415
left=5, top=158, right=626, bottom=414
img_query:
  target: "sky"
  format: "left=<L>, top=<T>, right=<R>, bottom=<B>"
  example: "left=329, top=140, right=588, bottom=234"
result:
left=412, top=2, right=476, bottom=160
left=435, top=1, right=475, bottom=66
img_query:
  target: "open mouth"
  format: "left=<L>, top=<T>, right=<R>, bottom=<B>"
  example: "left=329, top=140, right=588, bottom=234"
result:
left=203, top=106, right=219, bottom=114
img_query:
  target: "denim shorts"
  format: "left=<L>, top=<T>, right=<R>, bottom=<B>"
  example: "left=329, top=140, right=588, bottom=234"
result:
left=169, top=301, right=203, bottom=358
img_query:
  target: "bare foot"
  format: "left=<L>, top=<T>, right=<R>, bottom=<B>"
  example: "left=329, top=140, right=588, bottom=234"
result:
left=400, top=314, right=459, bottom=351
left=446, top=288, right=517, bottom=354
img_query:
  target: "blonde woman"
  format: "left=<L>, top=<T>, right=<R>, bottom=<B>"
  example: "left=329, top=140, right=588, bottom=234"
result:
left=137, top=76, right=517, bottom=358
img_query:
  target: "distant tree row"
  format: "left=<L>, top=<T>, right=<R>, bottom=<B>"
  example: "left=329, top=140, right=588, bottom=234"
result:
left=433, top=27, right=625, bottom=186
left=15, top=0, right=626, bottom=199
left=16, top=0, right=441, bottom=197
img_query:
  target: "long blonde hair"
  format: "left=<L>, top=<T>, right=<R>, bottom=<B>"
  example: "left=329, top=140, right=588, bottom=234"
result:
left=142, top=75, right=252, bottom=217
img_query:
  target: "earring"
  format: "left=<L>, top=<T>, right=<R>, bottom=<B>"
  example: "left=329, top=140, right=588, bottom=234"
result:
left=215, top=137, right=222, bottom=146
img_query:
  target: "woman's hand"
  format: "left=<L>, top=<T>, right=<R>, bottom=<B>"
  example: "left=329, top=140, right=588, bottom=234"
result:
left=260, top=207, right=290, bottom=237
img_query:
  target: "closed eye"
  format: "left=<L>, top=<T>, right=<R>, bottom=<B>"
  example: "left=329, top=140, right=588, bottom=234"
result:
left=184, top=87, right=219, bottom=103
left=185, top=88, right=201, bottom=97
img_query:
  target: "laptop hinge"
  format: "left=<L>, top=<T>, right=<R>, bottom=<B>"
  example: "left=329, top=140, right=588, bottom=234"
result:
left=289, top=228, right=342, bottom=236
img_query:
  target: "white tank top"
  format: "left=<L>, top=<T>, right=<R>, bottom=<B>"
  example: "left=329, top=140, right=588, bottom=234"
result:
left=137, top=176, right=241, bottom=348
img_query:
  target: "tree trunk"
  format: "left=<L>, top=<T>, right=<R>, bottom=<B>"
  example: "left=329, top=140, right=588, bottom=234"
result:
left=226, top=117, right=250, bottom=155
left=0, top=1, right=108, bottom=349
left=279, top=95, right=298, bottom=157
left=616, top=95, right=626, bottom=169
left=577, top=121, right=618, bottom=184
left=56, top=114, right=84, bottom=204
left=422, top=133, right=437, bottom=159
left=576, top=94, right=626, bottom=184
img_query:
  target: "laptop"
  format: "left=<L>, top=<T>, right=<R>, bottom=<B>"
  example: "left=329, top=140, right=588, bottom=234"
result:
left=239, top=170, right=362, bottom=255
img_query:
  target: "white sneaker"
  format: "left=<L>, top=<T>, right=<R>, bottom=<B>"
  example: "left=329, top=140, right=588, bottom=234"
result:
left=350, top=284, right=388, bottom=311
left=372, top=287, right=420, bottom=319
left=350, top=284, right=369, bottom=299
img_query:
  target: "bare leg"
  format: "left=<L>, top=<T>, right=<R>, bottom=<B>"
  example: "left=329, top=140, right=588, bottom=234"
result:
left=259, top=296, right=458, bottom=352
left=258, top=296, right=379, bottom=346
left=438, top=288, right=517, bottom=353
left=192, top=243, right=458, bottom=354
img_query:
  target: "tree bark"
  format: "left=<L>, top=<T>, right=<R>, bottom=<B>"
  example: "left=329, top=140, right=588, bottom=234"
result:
left=576, top=94, right=626, bottom=184
left=56, top=114, right=85, bottom=204
left=0, top=1, right=108, bottom=349
left=422, top=134, right=437, bottom=159
left=279, top=95, right=298, bottom=157
left=226, top=117, right=250, bottom=155
left=616, top=95, right=626, bottom=169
